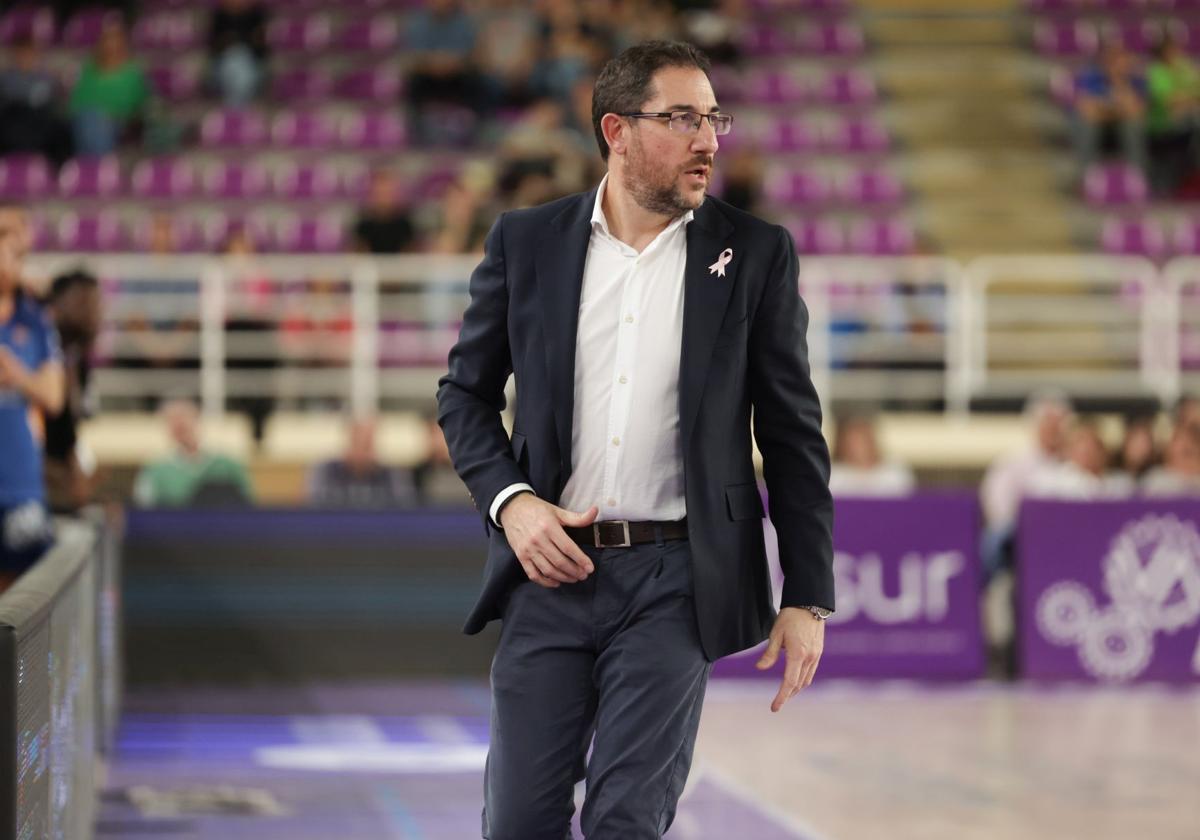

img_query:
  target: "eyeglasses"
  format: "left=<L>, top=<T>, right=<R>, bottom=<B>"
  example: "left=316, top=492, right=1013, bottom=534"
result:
left=619, top=111, right=733, bottom=136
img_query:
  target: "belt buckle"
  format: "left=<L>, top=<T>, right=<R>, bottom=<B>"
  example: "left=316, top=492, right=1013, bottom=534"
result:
left=593, top=521, right=632, bottom=548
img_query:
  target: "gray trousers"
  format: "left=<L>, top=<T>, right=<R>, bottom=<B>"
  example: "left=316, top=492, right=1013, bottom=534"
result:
left=482, top=537, right=712, bottom=839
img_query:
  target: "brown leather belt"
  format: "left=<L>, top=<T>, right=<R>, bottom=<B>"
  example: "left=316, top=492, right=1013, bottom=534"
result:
left=564, top=518, right=689, bottom=548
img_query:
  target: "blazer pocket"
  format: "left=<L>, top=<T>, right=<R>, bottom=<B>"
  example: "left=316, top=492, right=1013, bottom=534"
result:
left=510, top=432, right=527, bottom=466
left=724, top=482, right=765, bottom=521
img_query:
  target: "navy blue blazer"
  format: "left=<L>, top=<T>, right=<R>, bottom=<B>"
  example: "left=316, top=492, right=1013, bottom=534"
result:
left=436, top=187, right=834, bottom=661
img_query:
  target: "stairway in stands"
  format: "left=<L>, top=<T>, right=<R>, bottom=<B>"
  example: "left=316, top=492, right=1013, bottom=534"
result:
left=858, top=0, right=1080, bottom=256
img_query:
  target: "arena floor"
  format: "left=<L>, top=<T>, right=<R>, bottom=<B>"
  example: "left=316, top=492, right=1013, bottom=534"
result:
left=95, top=680, right=1200, bottom=840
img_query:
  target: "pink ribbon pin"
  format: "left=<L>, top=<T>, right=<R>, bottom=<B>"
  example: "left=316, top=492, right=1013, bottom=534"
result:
left=708, top=248, right=733, bottom=277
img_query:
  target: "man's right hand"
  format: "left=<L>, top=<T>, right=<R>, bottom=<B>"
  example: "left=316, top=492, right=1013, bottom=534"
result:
left=499, top=494, right=599, bottom=588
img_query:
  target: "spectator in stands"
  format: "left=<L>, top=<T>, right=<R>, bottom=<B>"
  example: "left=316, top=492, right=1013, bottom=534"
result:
left=132, top=399, right=254, bottom=507
left=68, top=17, right=149, bottom=156
left=0, top=204, right=35, bottom=262
left=405, top=0, right=480, bottom=143
left=0, top=35, right=73, bottom=167
left=828, top=413, right=914, bottom=496
left=1142, top=421, right=1200, bottom=496
left=1174, top=394, right=1200, bottom=429
left=1115, top=414, right=1160, bottom=480
left=476, top=0, right=541, bottom=110
left=221, top=228, right=277, bottom=442
left=42, top=270, right=102, bottom=513
left=0, top=232, right=63, bottom=586
left=720, top=148, right=764, bottom=213
left=532, top=1, right=610, bottom=104
left=429, top=179, right=493, bottom=253
left=979, top=391, right=1072, bottom=579
left=412, top=410, right=471, bottom=506
left=51, top=0, right=135, bottom=33
left=350, top=170, right=418, bottom=255
left=308, top=415, right=418, bottom=508
left=1145, top=34, right=1200, bottom=197
left=1028, top=420, right=1134, bottom=499
left=206, top=0, right=269, bottom=108
left=1071, top=40, right=1147, bottom=178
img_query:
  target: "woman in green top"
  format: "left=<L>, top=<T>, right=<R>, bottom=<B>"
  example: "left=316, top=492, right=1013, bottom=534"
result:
left=69, top=17, right=148, bottom=157
left=1146, top=34, right=1200, bottom=197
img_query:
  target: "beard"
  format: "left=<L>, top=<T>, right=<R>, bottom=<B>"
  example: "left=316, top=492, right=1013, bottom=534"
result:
left=622, top=134, right=709, bottom=218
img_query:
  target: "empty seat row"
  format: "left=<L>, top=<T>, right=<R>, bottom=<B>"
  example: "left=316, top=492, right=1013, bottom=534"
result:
left=715, top=66, right=877, bottom=107
left=763, top=166, right=906, bottom=207
left=785, top=215, right=917, bottom=256
left=1101, top=213, right=1200, bottom=256
left=1033, top=17, right=1200, bottom=55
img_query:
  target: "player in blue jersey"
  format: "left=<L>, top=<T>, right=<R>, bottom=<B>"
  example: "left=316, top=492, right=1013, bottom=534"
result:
left=0, top=229, right=64, bottom=587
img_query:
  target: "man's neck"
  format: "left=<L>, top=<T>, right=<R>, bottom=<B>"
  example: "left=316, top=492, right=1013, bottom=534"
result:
left=601, top=171, right=676, bottom=253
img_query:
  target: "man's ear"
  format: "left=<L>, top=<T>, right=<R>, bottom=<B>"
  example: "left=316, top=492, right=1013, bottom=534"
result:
left=601, top=113, right=627, bottom=158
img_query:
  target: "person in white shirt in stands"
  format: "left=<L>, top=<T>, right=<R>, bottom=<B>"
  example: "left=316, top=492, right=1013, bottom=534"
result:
left=1027, top=420, right=1134, bottom=500
left=1142, top=420, right=1200, bottom=496
left=828, top=413, right=914, bottom=497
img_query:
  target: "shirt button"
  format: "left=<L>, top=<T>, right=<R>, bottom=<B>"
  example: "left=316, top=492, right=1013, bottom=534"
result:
left=611, top=436, right=620, bottom=446
left=618, top=375, right=628, bottom=384
left=624, top=314, right=634, bottom=324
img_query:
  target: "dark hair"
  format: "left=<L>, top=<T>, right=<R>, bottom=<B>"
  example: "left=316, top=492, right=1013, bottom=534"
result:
left=591, top=40, right=712, bottom=162
left=47, top=269, right=98, bottom=303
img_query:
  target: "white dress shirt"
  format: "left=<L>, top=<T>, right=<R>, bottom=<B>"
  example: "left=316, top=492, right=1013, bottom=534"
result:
left=490, top=174, right=693, bottom=526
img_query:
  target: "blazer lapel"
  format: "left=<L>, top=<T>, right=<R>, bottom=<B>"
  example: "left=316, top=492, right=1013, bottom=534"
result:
left=680, top=199, right=737, bottom=451
left=534, top=189, right=595, bottom=492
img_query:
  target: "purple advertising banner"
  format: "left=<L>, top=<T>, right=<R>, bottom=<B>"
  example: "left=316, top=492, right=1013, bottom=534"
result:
left=1018, top=499, right=1200, bottom=684
left=714, top=493, right=985, bottom=680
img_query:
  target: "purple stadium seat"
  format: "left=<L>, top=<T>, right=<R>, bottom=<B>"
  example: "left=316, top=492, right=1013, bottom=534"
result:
left=748, top=0, right=848, bottom=11
left=761, top=117, right=819, bottom=153
left=130, top=157, right=197, bottom=199
left=785, top=217, right=845, bottom=254
left=56, top=212, right=128, bottom=252
left=202, top=160, right=269, bottom=199
left=847, top=217, right=916, bottom=255
left=132, top=11, right=199, bottom=50
left=1048, top=65, right=1078, bottom=107
left=1167, top=20, right=1200, bottom=53
left=0, top=6, right=55, bottom=46
left=800, top=21, right=865, bottom=55
left=815, top=69, right=876, bottom=106
left=745, top=69, right=807, bottom=105
left=271, top=110, right=337, bottom=148
left=275, top=215, right=346, bottom=253
left=267, top=14, right=333, bottom=51
left=334, top=67, right=402, bottom=101
left=1084, top=163, right=1148, bottom=206
left=200, top=109, right=269, bottom=147
left=28, top=213, right=54, bottom=251
left=1033, top=19, right=1099, bottom=57
left=273, top=161, right=341, bottom=200
left=130, top=214, right=205, bottom=252
left=147, top=63, right=201, bottom=99
left=340, top=111, right=407, bottom=149
left=740, top=22, right=796, bottom=56
left=1171, top=217, right=1200, bottom=253
left=839, top=167, right=904, bottom=205
left=61, top=8, right=121, bottom=48
left=1100, top=216, right=1166, bottom=258
left=1108, top=19, right=1158, bottom=53
left=763, top=168, right=833, bottom=206
left=270, top=68, right=333, bottom=101
left=825, top=116, right=889, bottom=154
left=0, top=155, right=50, bottom=199
left=707, top=65, right=743, bottom=104
left=203, top=214, right=275, bottom=251
left=411, top=167, right=461, bottom=201
left=336, top=16, right=400, bottom=50
left=58, top=156, right=122, bottom=198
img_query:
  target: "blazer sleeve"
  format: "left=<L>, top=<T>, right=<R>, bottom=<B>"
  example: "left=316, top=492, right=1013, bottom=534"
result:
left=436, top=213, right=529, bottom=533
left=748, top=225, right=835, bottom=611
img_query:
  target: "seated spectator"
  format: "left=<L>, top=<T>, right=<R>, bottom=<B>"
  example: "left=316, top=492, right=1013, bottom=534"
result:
left=0, top=35, right=73, bottom=167
left=828, top=413, right=914, bottom=496
left=1071, top=41, right=1147, bottom=178
left=476, top=0, right=540, bottom=110
left=221, top=228, right=277, bottom=441
left=68, top=17, right=149, bottom=156
left=0, top=232, right=64, bottom=588
left=132, top=399, right=254, bottom=507
left=1142, top=421, right=1200, bottom=496
left=42, top=270, right=102, bottom=513
left=206, top=0, right=268, bottom=107
left=429, top=179, right=493, bottom=254
left=1028, top=421, right=1134, bottom=499
left=308, top=415, right=417, bottom=508
left=1145, top=34, right=1200, bottom=196
left=406, top=0, right=480, bottom=144
left=351, top=170, right=417, bottom=254
left=1115, top=414, right=1160, bottom=480
left=413, top=411, right=472, bottom=507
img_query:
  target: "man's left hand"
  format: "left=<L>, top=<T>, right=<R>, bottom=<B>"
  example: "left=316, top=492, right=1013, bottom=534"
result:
left=755, top=607, right=825, bottom=712
left=0, top=346, right=29, bottom=390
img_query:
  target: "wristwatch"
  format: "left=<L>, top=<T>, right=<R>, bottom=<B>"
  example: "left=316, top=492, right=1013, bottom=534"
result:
left=798, top=605, right=833, bottom=621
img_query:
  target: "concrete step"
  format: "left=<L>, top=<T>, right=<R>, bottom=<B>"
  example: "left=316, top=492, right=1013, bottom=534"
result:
left=858, top=0, right=1017, bottom=11
left=866, top=15, right=1019, bottom=47
left=872, top=49, right=1043, bottom=97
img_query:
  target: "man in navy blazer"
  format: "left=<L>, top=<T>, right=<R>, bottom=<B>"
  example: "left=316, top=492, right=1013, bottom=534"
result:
left=438, top=40, right=834, bottom=840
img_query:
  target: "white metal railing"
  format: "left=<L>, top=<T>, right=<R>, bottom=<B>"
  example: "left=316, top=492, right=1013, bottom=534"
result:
left=24, top=252, right=1197, bottom=415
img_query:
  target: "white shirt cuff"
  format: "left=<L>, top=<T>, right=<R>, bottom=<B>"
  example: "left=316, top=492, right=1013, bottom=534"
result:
left=489, top=483, right=535, bottom=529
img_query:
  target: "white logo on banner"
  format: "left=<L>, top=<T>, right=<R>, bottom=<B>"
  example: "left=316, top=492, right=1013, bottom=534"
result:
left=1036, top=515, right=1200, bottom=681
